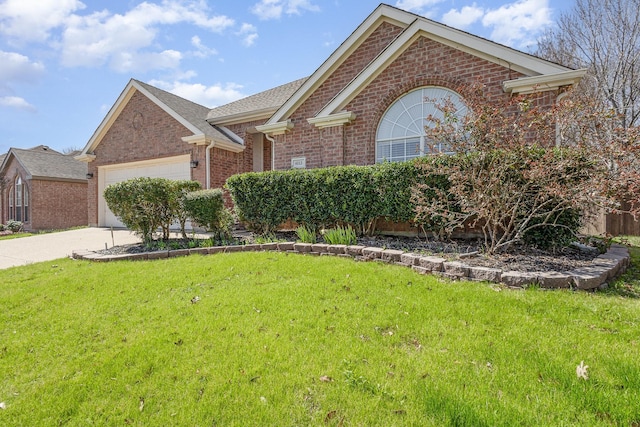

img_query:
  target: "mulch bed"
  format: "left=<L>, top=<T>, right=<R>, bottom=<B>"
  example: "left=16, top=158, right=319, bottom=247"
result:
left=96, top=230, right=601, bottom=273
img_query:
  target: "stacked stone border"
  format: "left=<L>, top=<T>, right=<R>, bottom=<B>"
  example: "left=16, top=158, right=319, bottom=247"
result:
left=72, top=242, right=630, bottom=290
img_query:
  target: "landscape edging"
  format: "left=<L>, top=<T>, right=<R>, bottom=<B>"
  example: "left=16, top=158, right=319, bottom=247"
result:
left=71, top=243, right=630, bottom=290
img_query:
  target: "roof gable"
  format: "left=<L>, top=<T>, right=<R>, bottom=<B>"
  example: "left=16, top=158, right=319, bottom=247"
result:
left=262, top=3, right=583, bottom=128
left=76, top=79, right=243, bottom=162
left=2, top=147, right=87, bottom=182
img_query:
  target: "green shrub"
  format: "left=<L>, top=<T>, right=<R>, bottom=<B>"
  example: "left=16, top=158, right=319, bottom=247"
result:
left=104, top=177, right=202, bottom=244
left=183, top=189, right=233, bottom=241
left=6, top=220, right=22, bottom=233
left=295, top=225, right=317, bottom=243
left=225, top=161, right=448, bottom=236
left=322, top=225, right=357, bottom=245
left=225, top=171, right=293, bottom=234
left=522, top=208, right=582, bottom=251
left=168, top=180, right=202, bottom=239
left=104, top=178, right=170, bottom=244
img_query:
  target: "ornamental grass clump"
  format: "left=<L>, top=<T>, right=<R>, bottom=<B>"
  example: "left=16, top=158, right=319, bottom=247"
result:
left=322, top=225, right=357, bottom=245
left=295, top=225, right=317, bottom=243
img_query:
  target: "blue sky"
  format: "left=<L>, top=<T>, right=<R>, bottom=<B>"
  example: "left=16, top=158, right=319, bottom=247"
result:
left=0, top=0, right=575, bottom=154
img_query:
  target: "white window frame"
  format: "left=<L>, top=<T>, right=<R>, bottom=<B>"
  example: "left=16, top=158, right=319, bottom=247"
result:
left=375, top=86, right=467, bottom=163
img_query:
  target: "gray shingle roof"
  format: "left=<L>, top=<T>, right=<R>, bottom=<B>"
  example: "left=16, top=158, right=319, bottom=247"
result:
left=10, top=148, right=87, bottom=181
left=133, top=79, right=241, bottom=145
left=206, top=77, right=308, bottom=122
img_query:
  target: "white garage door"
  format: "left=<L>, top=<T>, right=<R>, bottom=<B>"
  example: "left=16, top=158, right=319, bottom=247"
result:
left=99, top=155, right=191, bottom=228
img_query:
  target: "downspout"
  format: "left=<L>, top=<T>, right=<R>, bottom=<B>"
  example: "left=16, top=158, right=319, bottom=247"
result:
left=205, top=140, right=215, bottom=189
left=265, top=133, right=275, bottom=170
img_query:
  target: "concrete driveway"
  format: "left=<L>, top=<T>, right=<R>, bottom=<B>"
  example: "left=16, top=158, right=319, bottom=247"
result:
left=0, top=228, right=141, bottom=269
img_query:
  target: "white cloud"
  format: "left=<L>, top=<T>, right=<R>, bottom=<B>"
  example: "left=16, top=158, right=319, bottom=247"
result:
left=395, top=0, right=444, bottom=14
left=0, top=51, right=45, bottom=83
left=149, top=79, right=246, bottom=108
left=441, top=4, right=485, bottom=29
left=251, top=0, right=320, bottom=20
left=285, top=0, right=320, bottom=16
left=0, top=0, right=85, bottom=43
left=112, top=50, right=183, bottom=73
left=54, top=1, right=233, bottom=72
left=237, top=23, right=258, bottom=47
left=191, top=35, right=218, bottom=58
left=0, top=96, right=36, bottom=112
left=481, top=0, right=553, bottom=48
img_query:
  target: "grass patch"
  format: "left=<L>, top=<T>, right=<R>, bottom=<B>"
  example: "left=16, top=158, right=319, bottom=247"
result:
left=0, top=226, right=88, bottom=241
left=0, top=232, right=34, bottom=241
left=1, top=253, right=639, bottom=425
left=609, top=236, right=640, bottom=298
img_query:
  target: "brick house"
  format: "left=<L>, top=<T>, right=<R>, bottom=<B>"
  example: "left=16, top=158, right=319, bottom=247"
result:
left=0, top=145, right=88, bottom=231
left=76, top=3, right=585, bottom=228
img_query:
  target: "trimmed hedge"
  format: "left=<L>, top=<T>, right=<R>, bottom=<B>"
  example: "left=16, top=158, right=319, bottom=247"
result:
left=225, top=159, right=441, bottom=235
left=183, top=189, right=233, bottom=240
left=225, top=157, right=583, bottom=252
left=103, top=177, right=201, bottom=244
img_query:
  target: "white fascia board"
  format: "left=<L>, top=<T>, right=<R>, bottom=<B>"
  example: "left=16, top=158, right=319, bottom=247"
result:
left=182, top=134, right=209, bottom=146
left=207, top=107, right=278, bottom=126
left=181, top=134, right=245, bottom=153
left=264, top=5, right=413, bottom=126
left=255, top=120, right=294, bottom=135
left=78, top=79, right=205, bottom=159
left=307, top=111, right=356, bottom=128
left=419, top=21, right=570, bottom=76
left=78, top=80, right=137, bottom=157
left=317, top=24, right=422, bottom=117
left=502, top=69, right=588, bottom=94
left=317, top=19, right=574, bottom=117
left=132, top=81, right=202, bottom=136
left=74, top=153, right=96, bottom=162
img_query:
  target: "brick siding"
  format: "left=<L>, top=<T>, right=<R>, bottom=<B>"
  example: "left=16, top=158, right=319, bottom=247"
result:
left=1, top=156, right=87, bottom=231
left=272, top=25, right=557, bottom=169
left=87, top=91, right=207, bottom=226
left=29, top=179, right=88, bottom=230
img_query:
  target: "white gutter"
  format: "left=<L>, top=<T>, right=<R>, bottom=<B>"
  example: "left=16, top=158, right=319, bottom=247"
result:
left=205, top=140, right=215, bottom=189
left=264, top=133, right=276, bottom=170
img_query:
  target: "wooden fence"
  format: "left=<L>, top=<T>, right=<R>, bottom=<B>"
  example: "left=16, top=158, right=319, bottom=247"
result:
left=606, top=213, right=640, bottom=236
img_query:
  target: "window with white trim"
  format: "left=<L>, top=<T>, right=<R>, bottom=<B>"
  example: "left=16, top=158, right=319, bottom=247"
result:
left=15, top=176, right=22, bottom=222
left=375, top=87, right=467, bottom=163
left=8, top=176, right=29, bottom=223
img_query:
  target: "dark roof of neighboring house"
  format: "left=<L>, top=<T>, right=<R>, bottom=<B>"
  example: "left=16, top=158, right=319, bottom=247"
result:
left=4, top=147, right=87, bottom=181
left=26, top=145, right=62, bottom=154
left=133, top=79, right=241, bottom=144
left=206, top=77, right=308, bottom=122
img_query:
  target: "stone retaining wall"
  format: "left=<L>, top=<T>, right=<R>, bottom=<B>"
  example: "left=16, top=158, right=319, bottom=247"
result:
left=72, top=243, right=630, bottom=290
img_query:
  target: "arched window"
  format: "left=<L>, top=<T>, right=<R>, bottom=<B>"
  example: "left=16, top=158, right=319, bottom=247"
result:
left=23, top=183, right=29, bottom=222
left=8, top=176, right=29, bottom=223
left=15, top=177, right=22, bottom=221
left=375, top=87, right=467, bottom=163
left=8, top=186, right=14, bottom=220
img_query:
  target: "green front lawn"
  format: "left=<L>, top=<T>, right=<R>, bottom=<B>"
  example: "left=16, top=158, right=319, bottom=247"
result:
left=1, top=252, right=639, bottom=426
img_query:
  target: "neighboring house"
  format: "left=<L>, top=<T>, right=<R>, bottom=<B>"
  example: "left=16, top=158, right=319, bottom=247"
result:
left=0, top=145, right=88, bottom=231
left=76, top=3, right=585, bottom=228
